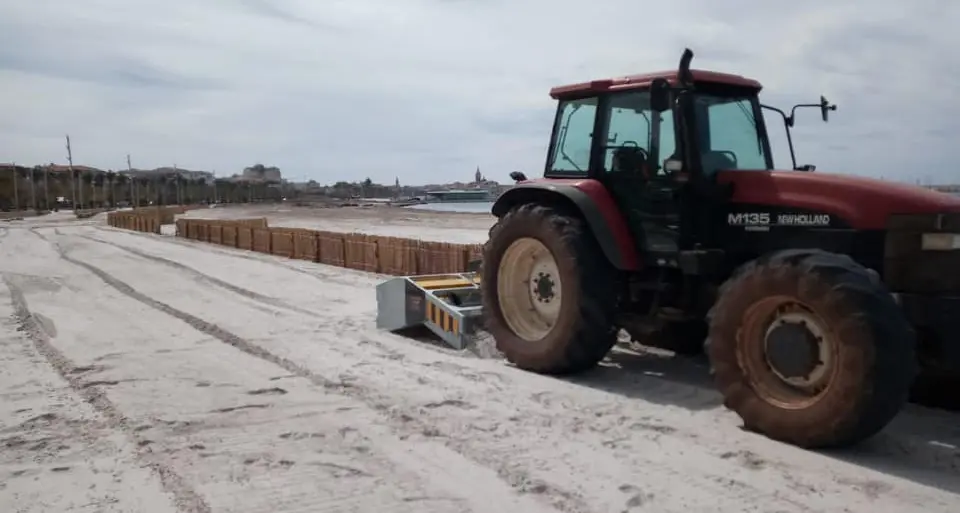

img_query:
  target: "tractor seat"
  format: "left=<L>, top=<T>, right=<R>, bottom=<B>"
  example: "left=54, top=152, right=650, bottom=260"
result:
left=702, top=151, right=737, bottom=176
left=612, top=146, right=649, bottom=176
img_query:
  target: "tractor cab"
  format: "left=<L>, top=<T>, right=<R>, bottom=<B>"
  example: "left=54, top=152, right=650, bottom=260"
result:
left=542, top=50, right=835, bottom=261
left=546, top=67, right=772, bottom=180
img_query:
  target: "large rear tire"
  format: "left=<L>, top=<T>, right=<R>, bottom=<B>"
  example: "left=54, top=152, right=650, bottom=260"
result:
left=481, top=204, right=619, bottom=374
left=707, top=249, right=917, bottom=448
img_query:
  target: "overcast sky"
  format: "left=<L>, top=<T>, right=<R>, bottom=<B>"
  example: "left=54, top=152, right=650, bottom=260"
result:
left=1, top=0, right=957, bottom=185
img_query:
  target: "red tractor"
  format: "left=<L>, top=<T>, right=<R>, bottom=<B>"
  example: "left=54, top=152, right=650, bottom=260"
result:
left=481, top=49, right=960, bottom=449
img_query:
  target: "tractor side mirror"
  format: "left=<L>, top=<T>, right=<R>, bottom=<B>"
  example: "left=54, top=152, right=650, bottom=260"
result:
left=819, top=96, right=836, bottom=122
left=650, top=78, right=671, bottom=112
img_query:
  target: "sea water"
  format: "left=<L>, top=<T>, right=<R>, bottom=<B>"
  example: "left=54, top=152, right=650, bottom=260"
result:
left=405, top=202, right=495, bottom=214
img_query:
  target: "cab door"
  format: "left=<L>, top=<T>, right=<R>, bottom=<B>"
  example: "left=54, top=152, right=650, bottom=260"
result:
left=594, top=89, right=683, bottom=258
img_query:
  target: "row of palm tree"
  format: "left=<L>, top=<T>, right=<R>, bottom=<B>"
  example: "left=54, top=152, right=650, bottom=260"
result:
left=0, top=166, right=281, bottom=211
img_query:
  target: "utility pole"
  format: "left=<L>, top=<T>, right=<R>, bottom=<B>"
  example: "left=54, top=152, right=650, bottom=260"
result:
left=29, top=167, right=37, bottom=211
left=42, top=166, right=50, bottom=210
left=127, top=154, right=135, bottom=207
left=66, top=135, right=78, bottom=210
left=174, top=163, right=182, bottom=205
left=11, top=162, right=18, bottom=211
left=212, top=170, right=218, bottom=204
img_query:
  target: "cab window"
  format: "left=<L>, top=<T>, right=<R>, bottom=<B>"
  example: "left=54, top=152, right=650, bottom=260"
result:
left=603, top=91, right=652, bottom=175
left=547, top=97, right=597, bottom=174
left=696, top=95, right=771, bottom=175
left=600, top=90, right=677, bottom=177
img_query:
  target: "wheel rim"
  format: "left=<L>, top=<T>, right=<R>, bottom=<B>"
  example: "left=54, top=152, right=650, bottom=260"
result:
left=736, top=296, right=838, bottom=409
left=496, top=237, right=563, bottom=341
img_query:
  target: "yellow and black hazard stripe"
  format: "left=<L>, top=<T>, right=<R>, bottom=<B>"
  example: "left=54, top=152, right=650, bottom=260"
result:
left=425, top=300, right=459, bottom=334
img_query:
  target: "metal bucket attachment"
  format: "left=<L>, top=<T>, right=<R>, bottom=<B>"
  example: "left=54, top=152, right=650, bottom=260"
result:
left=376, top=272, right=483, bottom=350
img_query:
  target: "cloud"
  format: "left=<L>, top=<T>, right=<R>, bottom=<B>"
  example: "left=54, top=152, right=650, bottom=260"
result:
left=1, top=0, right=957, bottom=184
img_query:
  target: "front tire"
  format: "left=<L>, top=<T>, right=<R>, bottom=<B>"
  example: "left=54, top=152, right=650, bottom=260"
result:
left=707, top=249, right=917, bottom=448
left=481, top=204, right=619, bottom=374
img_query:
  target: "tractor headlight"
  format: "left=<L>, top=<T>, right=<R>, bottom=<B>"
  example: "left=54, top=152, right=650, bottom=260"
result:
left=920, top=233, right=960, bottom=251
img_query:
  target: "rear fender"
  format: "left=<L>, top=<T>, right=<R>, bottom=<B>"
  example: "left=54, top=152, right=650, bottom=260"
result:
left=492, top=180, right=640, bottom=270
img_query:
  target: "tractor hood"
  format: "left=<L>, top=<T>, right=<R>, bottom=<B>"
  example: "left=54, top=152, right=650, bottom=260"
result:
left=718, top=170, right=960, bottom=230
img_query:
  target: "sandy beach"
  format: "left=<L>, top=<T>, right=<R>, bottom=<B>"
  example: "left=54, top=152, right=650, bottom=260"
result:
left=180, top=204, right=496, bottom=244
left=0, top=209, right=957, bottom=513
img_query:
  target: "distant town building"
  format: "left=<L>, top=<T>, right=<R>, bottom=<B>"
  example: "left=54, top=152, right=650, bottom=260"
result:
left=151, top=167, right=214, bottom=181
left=120, top=167, right=213, bottom=182
left=39, top=164, right=105, bottom=175
left=240, top=164, right=281, bottom=183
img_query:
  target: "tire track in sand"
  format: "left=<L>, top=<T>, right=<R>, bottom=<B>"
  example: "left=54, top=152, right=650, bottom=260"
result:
left=76, top=233, right=323, bottom=319
left=92, top=225, right=373, bottom=287
left=1, top=275, right=211, bottom=513
left=74, top=231, right=476, bottom=362
left=47, top=228, right=478, bottom=365
left=44, top=232, right=587, bottom=512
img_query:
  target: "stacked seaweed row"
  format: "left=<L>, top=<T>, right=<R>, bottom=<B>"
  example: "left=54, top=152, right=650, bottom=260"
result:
left=173, top=218, right=483, bottom=275
left=105, top=205, right=203, bottom=229
left=106, top=211, right=162, bottom=233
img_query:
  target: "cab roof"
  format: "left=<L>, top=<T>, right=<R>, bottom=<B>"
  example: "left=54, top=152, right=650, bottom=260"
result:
left=549, top=69, right=762, bottom=99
